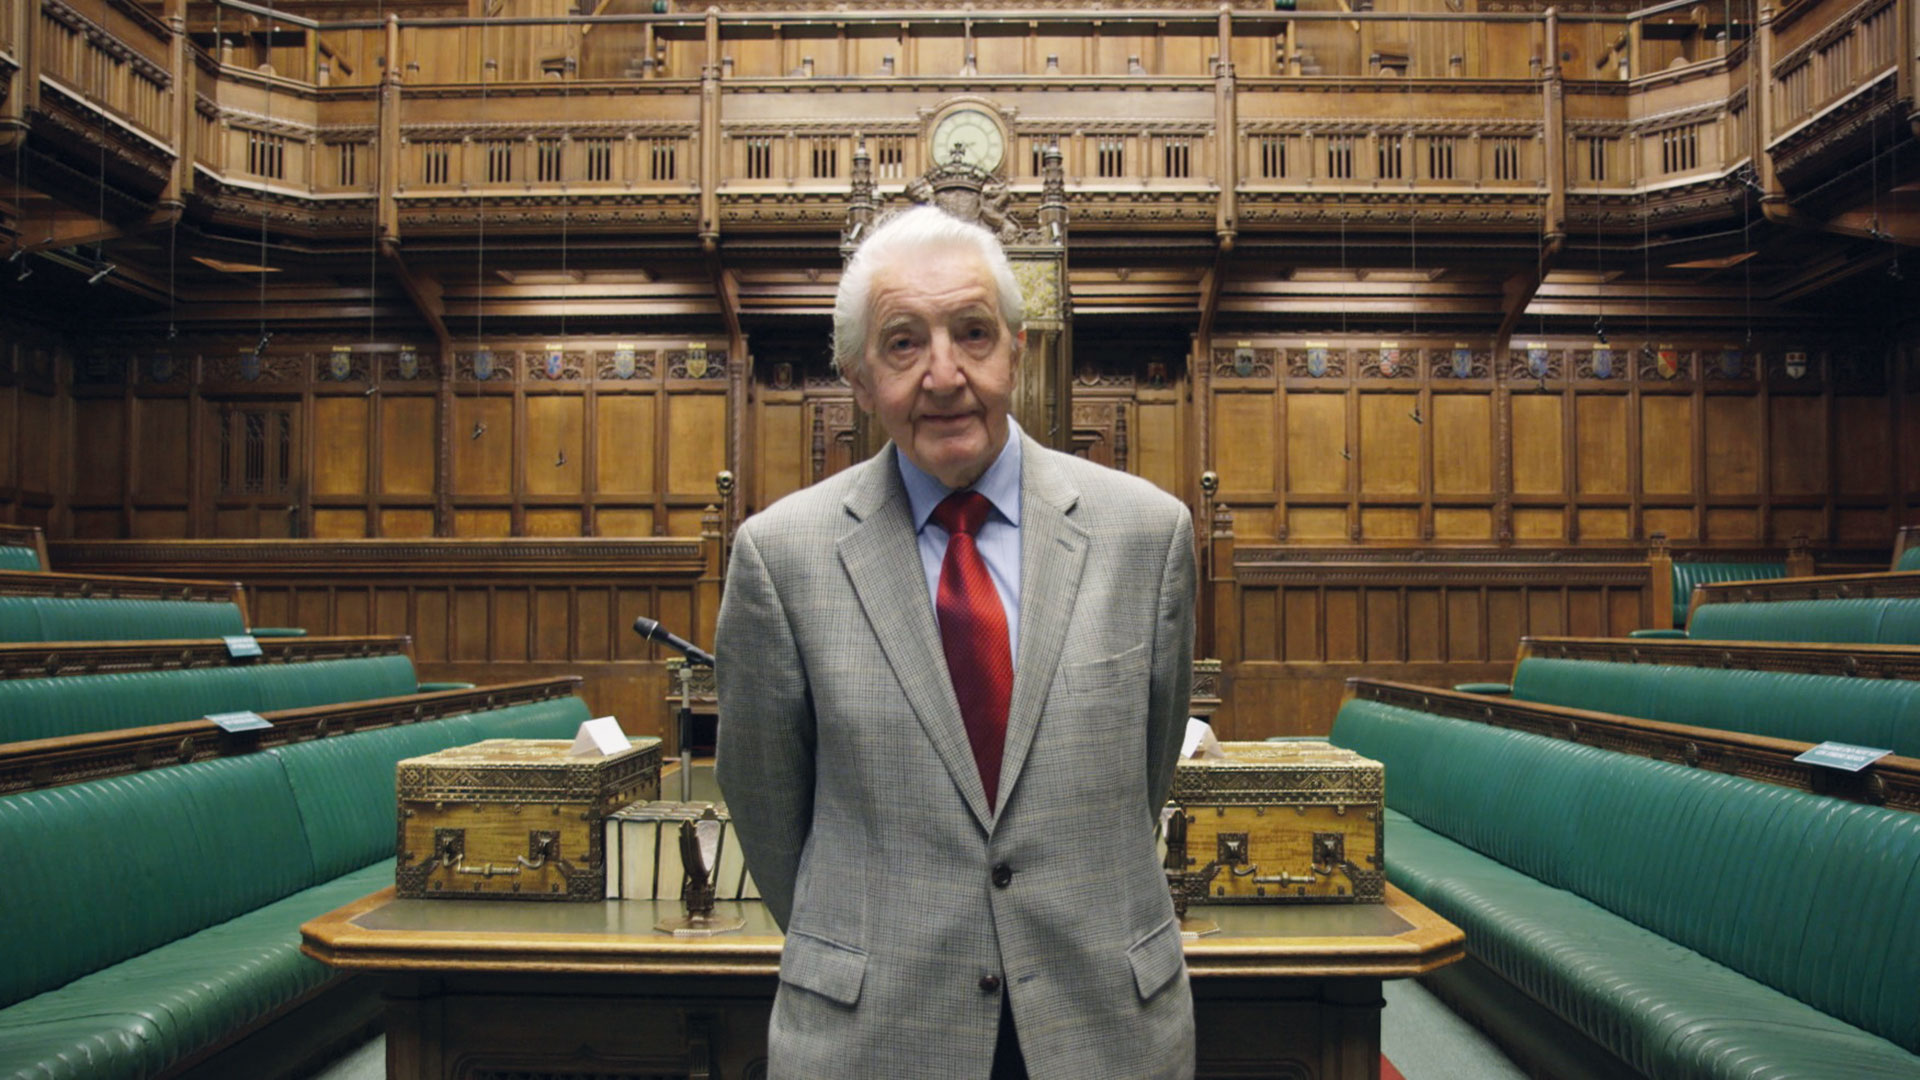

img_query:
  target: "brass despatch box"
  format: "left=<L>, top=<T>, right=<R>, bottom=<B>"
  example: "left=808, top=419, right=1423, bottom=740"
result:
left=396, top=738, right=661, bottom=900
left=1167, top=740, right=1384, bottom=904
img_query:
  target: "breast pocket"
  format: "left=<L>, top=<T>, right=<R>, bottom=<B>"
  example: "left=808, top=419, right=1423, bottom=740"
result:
left=1063, top=642, right=1150, bottom=694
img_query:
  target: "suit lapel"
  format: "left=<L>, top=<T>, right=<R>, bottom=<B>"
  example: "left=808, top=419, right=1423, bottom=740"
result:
left=994, top=438, right=1087, bottom=820
left=837, top=448, right=996, bottom=827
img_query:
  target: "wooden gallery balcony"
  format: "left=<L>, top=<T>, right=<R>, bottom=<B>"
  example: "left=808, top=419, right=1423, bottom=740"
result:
left=1, top=0, right=1907, bottom=261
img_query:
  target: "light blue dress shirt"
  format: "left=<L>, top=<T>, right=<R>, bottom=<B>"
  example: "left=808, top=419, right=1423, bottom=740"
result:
left=896, top=420, right=1023, bottom=662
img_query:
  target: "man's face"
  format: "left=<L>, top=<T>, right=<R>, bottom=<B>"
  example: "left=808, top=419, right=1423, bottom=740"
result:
left=847, top=246, right=1023, bottom=489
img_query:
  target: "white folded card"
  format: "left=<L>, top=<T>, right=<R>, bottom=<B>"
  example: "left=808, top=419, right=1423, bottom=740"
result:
left=569, top=716, right=630, bottom=757
left=1182, top=716, right=1227, bottom=760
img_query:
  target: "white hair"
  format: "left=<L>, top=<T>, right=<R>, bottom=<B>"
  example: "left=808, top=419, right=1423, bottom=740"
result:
left=832, top=205, right=1025, bottom=378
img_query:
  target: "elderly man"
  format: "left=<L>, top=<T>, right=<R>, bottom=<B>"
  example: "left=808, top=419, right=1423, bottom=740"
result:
left=716, top=205, right=1196, bottom=1080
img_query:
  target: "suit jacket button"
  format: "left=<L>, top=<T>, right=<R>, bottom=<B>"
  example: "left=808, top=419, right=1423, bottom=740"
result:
left=979, top=974, right=1002, bottom=993
left=992, top=863, right=1013, bottom=888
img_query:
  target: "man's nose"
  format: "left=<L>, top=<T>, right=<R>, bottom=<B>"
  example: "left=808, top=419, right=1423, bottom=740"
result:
left=922, top=331, right=967, bottom=390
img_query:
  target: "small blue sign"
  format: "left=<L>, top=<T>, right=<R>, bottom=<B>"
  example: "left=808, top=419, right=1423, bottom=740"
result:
left=206, top=710, right=272, bottom=733
left=223, top=634, right=263, bottom=659
left=1793, top=741, right=1893, bottom=772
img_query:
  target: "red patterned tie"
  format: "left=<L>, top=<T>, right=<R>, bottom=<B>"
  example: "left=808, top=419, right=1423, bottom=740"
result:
left=932, top=491, right=1013, bottom=810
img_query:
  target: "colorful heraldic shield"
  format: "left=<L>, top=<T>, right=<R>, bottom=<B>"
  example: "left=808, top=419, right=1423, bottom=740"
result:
left=1379, top=347, right=1399, bottom=376
left=1307, top=347, right=1327, bottom=377
left=613, top=347, right=636, bottom=379
left=1720, top=348, right=1742, bottom=379
left=474, top=349, right=495, bottom=381
left=1452, top=348, right=1472, bottom=378
left=329, top=349, right=352, bottom=380
left=1592, top=346, right=1614, bottom=380
left=1527, top=346, right=1549, bottom=379
left=547, top=349, right=564, bottom=379
left=398, top=349, right=419, bottom=380
left=1786, top=351, right=1808, bottom=379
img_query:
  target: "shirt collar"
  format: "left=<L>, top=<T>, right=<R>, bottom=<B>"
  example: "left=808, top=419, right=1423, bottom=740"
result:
left=898, top=418, right=1024, bottom=534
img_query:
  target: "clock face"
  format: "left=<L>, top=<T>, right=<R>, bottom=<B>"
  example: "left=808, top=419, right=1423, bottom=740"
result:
left=931, top=108, right=1005, bottom=172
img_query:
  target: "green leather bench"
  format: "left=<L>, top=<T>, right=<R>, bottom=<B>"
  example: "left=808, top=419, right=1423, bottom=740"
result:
left=0, top=643, right=427, bottom=743
left=1330, top=697, right=1920, bottom=1080
left=0, top=526, right=46, bottom=572
left=1669, top=561, right=1786, bottom=627
left=1506, top=654, right=1920, bottom=757
left=0, top=692, right=594, bottom=1080
left=0, top=595, right=249, bottom=642
left=1687, top=597, right=1920, bottom=644
left=0, top=546, right=40, bottom=572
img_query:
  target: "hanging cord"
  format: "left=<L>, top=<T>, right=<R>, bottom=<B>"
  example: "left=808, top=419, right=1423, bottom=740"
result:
left=368, top=0, right=381, bottom=346
left=96, top=141, right=106, bottom=269
left=476, top=27, right=490, bottom=357
left=256, top=0, right=276, bottom=357
left=1338, top=207, right=1349, bottom=337
left=1409, top=205, right=1417, bottom=336
left=558, top=50, right=570, bottom=346
left=1594, top=183, right=1607, bottom=345
left=167, top=215, right=177, bottom=338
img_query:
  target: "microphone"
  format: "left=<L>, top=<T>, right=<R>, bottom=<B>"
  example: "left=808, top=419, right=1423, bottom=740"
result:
left=633, top=616, right=715, bottom=667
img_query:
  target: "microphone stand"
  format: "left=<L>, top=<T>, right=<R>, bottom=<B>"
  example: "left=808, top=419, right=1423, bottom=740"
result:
left=673, top=662, right=697, bottom=802
left=633, top=617, right=714, bottom=802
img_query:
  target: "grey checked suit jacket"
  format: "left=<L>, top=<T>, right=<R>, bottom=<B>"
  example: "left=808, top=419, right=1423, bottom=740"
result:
left=715, top=433, right=1196, bottom=1080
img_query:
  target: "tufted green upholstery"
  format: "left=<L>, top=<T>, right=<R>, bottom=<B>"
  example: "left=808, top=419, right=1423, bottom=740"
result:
left=1510, top=657, right=1920, bottom=756
left=0, top=596, right=247, bottom=643
left=0, top=547, right=40, bottom=572
left=1899, top=547, right=1920, bottom=572
left=1687, top=597, right=1920, bottom=644
left=1668, top=562, right=1785, bottom=627
left=1332, top=699, right=1920, bottom=1078
left=0, top=694, right=592, bottom=1080
left=0, top=653, right=423, bottom=742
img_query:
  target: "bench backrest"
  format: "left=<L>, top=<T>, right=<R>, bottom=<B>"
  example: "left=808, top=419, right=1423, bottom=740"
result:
left=1331, top=697, right=1920, bottom=1054
left=0, top=694, right=590, bottom=1010
left=1688, top=597, right=1920, bottom=644
left=0, top=596, right=248, bottom=642
left=0, top=654, right=422, bottom=742
left=1510, top=657, right=1920, bottom=756
left=274, top=695, right=590, bottom=880
left=0, top=546, right=39, bottom=572
left=1671, top=561, right=1785, bottom=626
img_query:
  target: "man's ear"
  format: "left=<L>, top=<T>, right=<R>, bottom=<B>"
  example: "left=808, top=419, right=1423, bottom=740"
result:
left=846, top=364, right=875, bottom=413
left=1013, top=329, right=1027, bottom=366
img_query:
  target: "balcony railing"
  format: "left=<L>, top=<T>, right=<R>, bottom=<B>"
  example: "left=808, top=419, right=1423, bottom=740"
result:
left=2, top=0, right=1905, bottom=223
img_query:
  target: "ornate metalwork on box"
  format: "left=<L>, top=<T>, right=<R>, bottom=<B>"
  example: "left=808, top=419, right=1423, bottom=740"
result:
left=1167, top=741, right=1385, bottom=905
left=396, top=737, right=662, bottom=901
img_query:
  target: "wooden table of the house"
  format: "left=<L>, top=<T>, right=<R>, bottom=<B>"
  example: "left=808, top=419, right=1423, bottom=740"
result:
left=302, top=879, right=1461, bottom=1080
